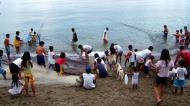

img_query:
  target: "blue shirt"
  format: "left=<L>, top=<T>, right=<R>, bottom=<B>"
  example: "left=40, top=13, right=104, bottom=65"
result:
left=97, top=63, right=107, bottom=78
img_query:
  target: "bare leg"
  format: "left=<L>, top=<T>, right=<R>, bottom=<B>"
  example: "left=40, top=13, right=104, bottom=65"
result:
left=85, top=52, right=89, bottom=63
left=24, top=83, right=29, bottom=95
left=174, top=87, right=178, bottom=94
left=153, top=82, right=162, bottom=103
left=160, top=84, right=164, bottom=98
left=180, top=87, right=183, bottom=95
left=31, top=82, right=36, bottom=96
left=124, top=59, right=127, bottom=67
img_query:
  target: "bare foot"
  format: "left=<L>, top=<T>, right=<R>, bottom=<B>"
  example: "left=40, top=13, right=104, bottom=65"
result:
left=157, top=99, right=162, bottom=106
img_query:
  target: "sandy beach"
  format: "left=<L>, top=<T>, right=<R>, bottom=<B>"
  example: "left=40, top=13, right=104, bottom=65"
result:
left=0, top=55, right=190, bottom=106
left=0, top=75, right=190, bottom=106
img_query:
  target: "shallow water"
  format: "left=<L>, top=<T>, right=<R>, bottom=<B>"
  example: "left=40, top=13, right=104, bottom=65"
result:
left=0, top=0, right=190, bottom=54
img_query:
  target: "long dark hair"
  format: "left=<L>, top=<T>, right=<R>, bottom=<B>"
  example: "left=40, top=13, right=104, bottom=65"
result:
left=11, top=74, right=19, bottom=87
left=160, top=49, right=171, bottom=66
left=21, top=51, right=33, bottom=68
left=110, top=43, right=116, bottom=55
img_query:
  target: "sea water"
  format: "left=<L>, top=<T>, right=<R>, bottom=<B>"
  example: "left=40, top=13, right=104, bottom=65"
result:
left=0, top=0, right=190, bottom=54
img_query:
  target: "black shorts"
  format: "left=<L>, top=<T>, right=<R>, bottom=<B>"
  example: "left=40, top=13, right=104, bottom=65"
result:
left=37, top=55, right=45, bottom=66
left=9, top=63, right=20, bottom=74
left=155, top=76, right=167, bottom=84
left=163, top=32, right=168, bottom=37
left=129, top=62, right=135, bottom=67
left=54, top=63, right=61, bottom=72
left=144, top=65, right=149, bottom=74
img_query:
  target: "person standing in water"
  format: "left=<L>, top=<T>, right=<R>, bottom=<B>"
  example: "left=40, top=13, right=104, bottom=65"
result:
left=14, top=31, right=22, bottom=54
left=184, top=26, right=190, bottom=48
left=103, top=27, right=109, bottom=44
left=36, top=41, right=46, bottom=67
left=4, top=34, right=13, bottom=61
left=173, top=30, right=180, bottom=43
left=71, top=28, right=78, bottom=45
left=163, top=25, right=168, bottom=38
left=28, top=28, right=34, bottom=45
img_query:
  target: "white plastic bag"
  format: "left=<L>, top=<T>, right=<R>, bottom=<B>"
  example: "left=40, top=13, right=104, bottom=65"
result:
left=124, top=74, right=128, bottom=85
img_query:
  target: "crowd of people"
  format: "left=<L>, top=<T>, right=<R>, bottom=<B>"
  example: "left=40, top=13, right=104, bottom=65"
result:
left=0, top=26, right=190, bottom=105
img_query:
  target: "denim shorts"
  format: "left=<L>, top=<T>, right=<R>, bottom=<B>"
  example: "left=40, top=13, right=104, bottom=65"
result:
left=5, top=46, right=10, bottom=56
left=173, top=79, right=185, bottom=87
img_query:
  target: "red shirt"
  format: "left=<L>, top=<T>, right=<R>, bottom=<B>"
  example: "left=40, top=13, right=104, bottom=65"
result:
left=175, top=49, right=190, bottom=66
left=4, top=38, right=9, bottom=46
left=56, top=58, right=66, bottom=64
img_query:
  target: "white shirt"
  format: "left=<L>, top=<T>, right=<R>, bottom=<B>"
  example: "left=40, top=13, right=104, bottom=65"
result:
left=156, top=60, right=174, bottom=77
left=114, top=45, right=123, bottom=53
left=135, top=49, right=152, bottom=60
left=145, top=59, right=152, bottom=67
left=176, top=67, right=187, bottom=80
left=132, top=72, right=139, bottom=84
left=13, top=58, right=22, bottom=68
left=128, top=51, right=136, bottom=62
left=48, top=51, right=55, bottom=64
left=83, top=45, right=92, bottom=52
left=83, top=73, right=96, bottom=89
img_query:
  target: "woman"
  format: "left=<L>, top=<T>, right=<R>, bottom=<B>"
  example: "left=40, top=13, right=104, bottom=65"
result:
left=153, top=49, right=174, bottom=104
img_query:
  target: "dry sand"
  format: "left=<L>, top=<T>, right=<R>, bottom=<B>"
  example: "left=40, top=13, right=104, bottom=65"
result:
left=0, top=73, right=190, bottom=106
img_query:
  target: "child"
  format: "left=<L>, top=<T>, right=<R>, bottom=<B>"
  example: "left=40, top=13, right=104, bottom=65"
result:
left=163, top=25, right=168, bottom=37
left=93, top=53, right=106, bottom=67
left=28, top=28, right=33, bottom=45
left=14, top=31, right=22, bottom=54
left=48, top=46, right=55, bottom=70
left=0, top=50, right=7, bottom=80
left=71, top=28, right=78, bottom=44
left=96, top=58, right=108, bottom=78
left=82, top=65, right=97, bottom=89
left=54, top=52, right=68, bottom=75
left=36, top=41, right=46, bottom=67
left=103, top=27, right=109, bottom=44
left=124, top=45, right=136, bottom=73
left=173, top=30, right=180, bottom=43
left=131, top=67, right=139, bottom=89
left=21, top=51, right=36, bottom=96
left=8, top=74, right=23, bottom=95
left=4, top=34, right=13, bottom=61
left=179, top=29, right=185, bottom=46
left=173, top=59, right=187, bottom=95
left=32, top=32, right=37, bottom=42
left=144, top=56, right=156, bottom=76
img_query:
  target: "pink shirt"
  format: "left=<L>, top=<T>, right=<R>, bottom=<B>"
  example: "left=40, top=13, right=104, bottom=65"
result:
left=156, top=60, right=174, bottom=77
left=56, top=58, right=66, bottom=64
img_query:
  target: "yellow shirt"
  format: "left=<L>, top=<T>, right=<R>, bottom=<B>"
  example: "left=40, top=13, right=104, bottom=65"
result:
left=14, top=36, right=20, bottom=47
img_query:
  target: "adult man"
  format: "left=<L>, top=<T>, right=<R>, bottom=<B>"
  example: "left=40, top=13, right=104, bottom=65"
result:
left=175, top=46, right=190, bottom=75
